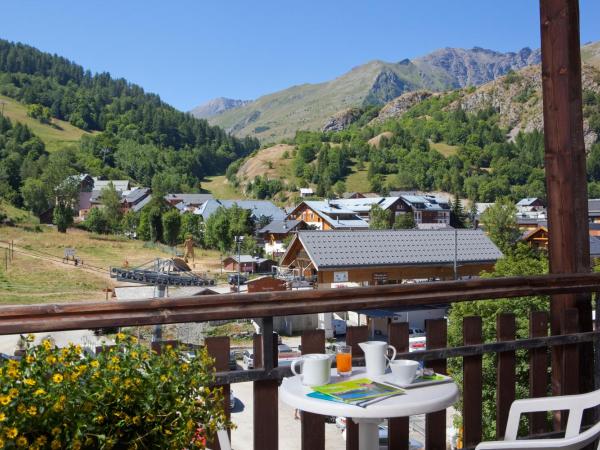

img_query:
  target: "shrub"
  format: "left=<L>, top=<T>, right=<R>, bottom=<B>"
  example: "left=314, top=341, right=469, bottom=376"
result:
left=0, top=334, right=229, bottom=449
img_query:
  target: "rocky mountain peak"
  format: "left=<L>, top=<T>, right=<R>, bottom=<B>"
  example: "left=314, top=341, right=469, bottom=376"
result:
left=190, top=97, right=250, bottom=119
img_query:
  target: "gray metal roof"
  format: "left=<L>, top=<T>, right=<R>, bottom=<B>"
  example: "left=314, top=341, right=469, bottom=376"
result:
left=590, top=236, right=600, bottom=258
left=131, top=194, right=153, bottom=212
left=294, top=229, right=503, bottom=269
left=258, top=219, right=303, bottom=234
left=196, top=199, right=286, bottom=221
left=124, top=187, right=150, bottom=204
left=589, top=199, right=600, bottom=216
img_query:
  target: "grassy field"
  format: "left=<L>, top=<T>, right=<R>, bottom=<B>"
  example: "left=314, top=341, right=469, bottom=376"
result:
left=201, top=175, right=244, bottom=199
left=0, top=94, right=93, bottom=152
left=343, top=158, right=374, bottom=193
left=429, top=140, right=459, bottom=157
left=0, top=208, right=223, bottom=304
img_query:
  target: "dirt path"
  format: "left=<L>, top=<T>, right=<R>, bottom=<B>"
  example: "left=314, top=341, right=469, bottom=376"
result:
left=0, top=242, right=112, bottom=282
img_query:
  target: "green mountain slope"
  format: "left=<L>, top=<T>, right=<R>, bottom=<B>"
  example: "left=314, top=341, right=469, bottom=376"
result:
left=0, top=94, right=93, bottom=152
left=206, top=47, right=541, bottom=142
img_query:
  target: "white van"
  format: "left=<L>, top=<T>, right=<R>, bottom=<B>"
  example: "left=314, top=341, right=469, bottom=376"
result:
left=332, top=319, right=347, bottom=337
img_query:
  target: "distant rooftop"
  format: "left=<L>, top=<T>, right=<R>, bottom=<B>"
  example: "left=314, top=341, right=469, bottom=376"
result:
left=196, top=199, right=287, bottom=221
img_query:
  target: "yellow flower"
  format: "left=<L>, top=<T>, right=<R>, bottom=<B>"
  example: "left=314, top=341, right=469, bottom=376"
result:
left=51, top=427, right=61, bottom=436
left=25, top=355, right=34, bottom=363
left=42, top=339, right=52, bottom=351
left=0, top=413, right=5, bottom=422
left=50, top=440, right=61, bottom=450
left=52, top=373, right=63, bottom=384
left=45, top=355, right=57, bottom=365
left=34, top=388, right=46, bottom=396
left=72, top=440, right=82, bottom=450
left=132, top=416, right=141, bottom=425
left=15, top=436, right=27, bottom=447
left=129, top=335, right=138, bottom=344
left=0, top=396, right=9, bottom=406
left=93, top=415, right=105, bottom=424
left=0, top=437, right=5, bottom=448
left=35, top=436, right=47, bottom=445
left=27, top=405, right=37, bottom=416
left=6, top=427, right=18, bottom=439
left=23, top=378, right=36, bottom=386
left=17, top=404, right=25, bottom=414
left=90, top=360, right=99, bottom=368
left=8, top=389, right=18, bottom=398
left=116, top=332, right=126, bottom=340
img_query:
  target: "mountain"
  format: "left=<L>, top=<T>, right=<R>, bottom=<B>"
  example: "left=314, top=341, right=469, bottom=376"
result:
left=368, top=61, right=600, bottom=150
left=190, top=97, right=250, bottom=119
left=582, top=41, right=600, bottom=70
left=207, top=46, right=541, bottom=142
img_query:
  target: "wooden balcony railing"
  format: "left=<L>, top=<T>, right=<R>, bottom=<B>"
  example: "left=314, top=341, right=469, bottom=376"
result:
left=1, top=273, right=600, bottom=450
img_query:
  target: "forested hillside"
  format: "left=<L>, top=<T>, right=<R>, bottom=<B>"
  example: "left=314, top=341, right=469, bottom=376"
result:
left=228, top=70, right=600, bottom=203
left=0, top=39, right=259, bottom=201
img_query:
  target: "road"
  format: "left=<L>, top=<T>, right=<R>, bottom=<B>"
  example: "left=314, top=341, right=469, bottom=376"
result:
left=230, top=380, right=347, bottom=450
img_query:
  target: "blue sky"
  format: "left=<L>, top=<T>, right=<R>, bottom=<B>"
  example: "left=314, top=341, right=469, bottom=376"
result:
left=2, top=1, right=599, bottom=111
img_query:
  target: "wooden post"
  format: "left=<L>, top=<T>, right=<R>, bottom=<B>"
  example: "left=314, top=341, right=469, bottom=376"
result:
left=462, top=316, right=483, bottom=448
left=253, top=327, right=278, bottom=450
left=529, top=311, right=550, bottom=435
left=425, top=319, right=447, bottom=450
left=388, top=322, right=410, bottom=450
left=300, top=330, right=326, bottom=450
left=539, top=0, right=593, bottom=407
left=206, top=337, right=231, bottom=450
left=496, top=314, right=516, bottom=440
left=345, top=326, right=369, bottom=450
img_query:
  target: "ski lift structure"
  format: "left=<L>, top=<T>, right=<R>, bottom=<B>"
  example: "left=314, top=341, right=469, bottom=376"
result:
left=110, top=258, right=214, bottom=287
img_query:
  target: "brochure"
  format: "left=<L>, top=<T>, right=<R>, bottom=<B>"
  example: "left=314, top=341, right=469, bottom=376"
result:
left=311, top=378, right=405, bottom=406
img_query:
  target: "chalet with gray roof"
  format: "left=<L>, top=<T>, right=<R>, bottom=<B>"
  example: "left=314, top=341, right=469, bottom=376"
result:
left=195, top=199, right=286, bottom=222
left=281, top=229, right=502, bottom=287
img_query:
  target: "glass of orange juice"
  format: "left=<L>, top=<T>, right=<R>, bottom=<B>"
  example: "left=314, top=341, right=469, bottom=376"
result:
left=336, top=345, right=352, bottom=376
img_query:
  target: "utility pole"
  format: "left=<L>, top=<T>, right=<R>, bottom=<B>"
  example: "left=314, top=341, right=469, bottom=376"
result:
left=453, top=228, right=458, bottom=280
left=234, top=236, right=244, bottom=293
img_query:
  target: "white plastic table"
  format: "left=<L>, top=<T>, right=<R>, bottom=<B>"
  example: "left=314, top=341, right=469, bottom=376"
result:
left=280, top=368, right=459, bottom=450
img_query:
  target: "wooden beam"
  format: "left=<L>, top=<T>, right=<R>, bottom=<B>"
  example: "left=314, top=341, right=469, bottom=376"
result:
left=539, top=0, right=592, bottom=399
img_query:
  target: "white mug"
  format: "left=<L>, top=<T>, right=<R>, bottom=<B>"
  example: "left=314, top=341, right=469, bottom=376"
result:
left=390, top=359, right=420, bottom=384
left=290, top=353, right=333, bottom=386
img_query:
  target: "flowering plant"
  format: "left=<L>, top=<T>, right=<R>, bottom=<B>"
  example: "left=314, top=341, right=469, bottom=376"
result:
left=0, top=334, right=229, bottom=449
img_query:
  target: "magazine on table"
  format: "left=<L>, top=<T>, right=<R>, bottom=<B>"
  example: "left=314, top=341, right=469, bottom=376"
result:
left=308, top=378, right=405, bottom=407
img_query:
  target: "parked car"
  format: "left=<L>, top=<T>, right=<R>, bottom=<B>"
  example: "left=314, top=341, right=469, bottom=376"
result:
left=230, top=390, right=236, bottom=410
left=340, top=422, right=423, bottom=449
left=228, top=274, right=248, bottom=285
left=243, top=350, right=254, bottom=369
left=409, top=328, right=425, bottom=337
left=229, top=350, right=239, bottom=370
left=277, top=343, right=292, bottom=353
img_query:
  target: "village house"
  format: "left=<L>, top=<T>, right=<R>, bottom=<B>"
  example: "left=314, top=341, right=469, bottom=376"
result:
left=399, top=194, right=451, bottom=225
left=589, top=199, right=600, bottom=223
left=281, top=229, right=502, bottom=337
left=521, top=225, right=600, bottom=261
left=256, top=219, right=307, bottom=258
left=222, top=255, right=276, bottom=273
left=327, top=196, right=411, bottom=223
left=286, top=200, right=369, bottom=230
left=195, top=199, right=286, bottom=222
left=281, top=229, right=502, bottom=287
left=164, top=193, right=213, bottom=212
left=299, top=188, right=314, bottom=198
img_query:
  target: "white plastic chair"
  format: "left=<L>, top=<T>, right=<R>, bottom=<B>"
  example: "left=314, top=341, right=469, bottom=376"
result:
left=476, top=389, right=600, bottom=450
